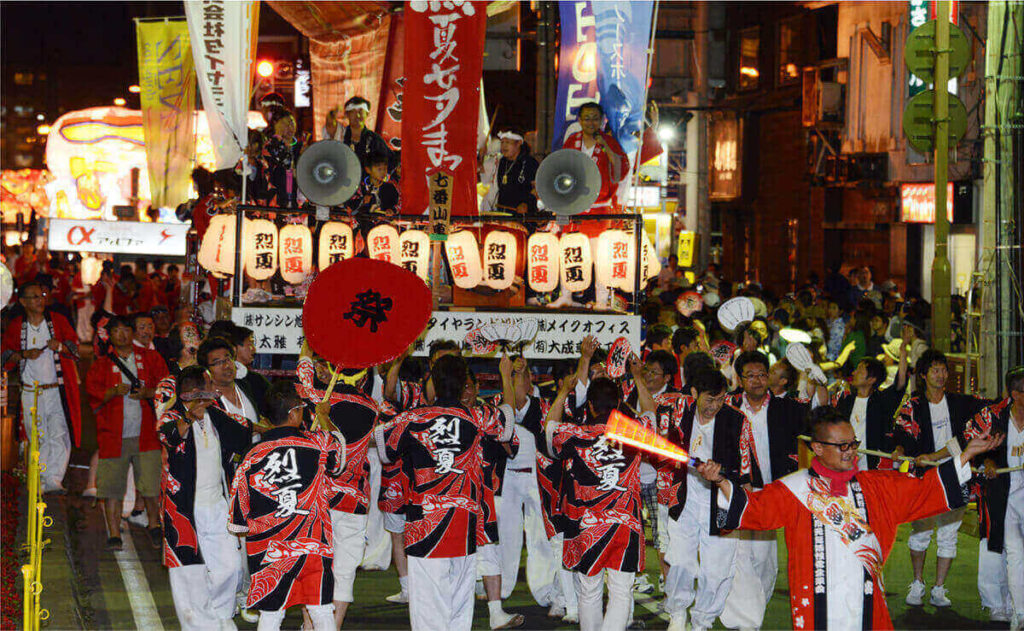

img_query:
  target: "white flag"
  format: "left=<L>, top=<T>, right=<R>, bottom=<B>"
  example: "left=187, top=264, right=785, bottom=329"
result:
left=185, top=0, right=258, bottom=170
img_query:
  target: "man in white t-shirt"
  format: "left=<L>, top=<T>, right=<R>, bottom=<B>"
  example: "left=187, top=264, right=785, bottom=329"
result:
left=199, top=337, right=260, bottom=427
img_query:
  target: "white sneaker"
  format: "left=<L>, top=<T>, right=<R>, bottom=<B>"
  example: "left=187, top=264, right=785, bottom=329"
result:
left=929, top=585, right=951, bottom=607
left=633, top=574, right=654, bottom=594
left=991, top=608, right=1011, bottom=623
left=385, top=591, right=409, bottom=604
left=547, top=603, right=566, bottom=618
left=490, top=611, right=524, bottom=629
left=905, top=580, right=926, bottom=606
left=125, top=511, right=149, bottom=528
left=238, top=609, right=258, bottom=624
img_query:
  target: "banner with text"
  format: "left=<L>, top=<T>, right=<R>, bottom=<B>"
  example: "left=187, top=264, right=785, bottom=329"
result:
left=185, top=0, right=259, bottom=170
left=48, top=219, right=189, bottom=255
left=552, top=1, right=599, bottom=152
left=401, top=1, right=486, bottom=216
left=136, top=19, right=196, bottom=209
left=593, top=1, right=654, bottom=155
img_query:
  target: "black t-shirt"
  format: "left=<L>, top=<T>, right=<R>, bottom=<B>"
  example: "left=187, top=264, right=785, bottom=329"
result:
left=344, top=127, right=397, bottom=173
left=495, top=153, right=539, bottom=214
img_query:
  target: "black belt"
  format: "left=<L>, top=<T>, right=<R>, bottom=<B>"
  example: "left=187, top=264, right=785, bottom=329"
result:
left=509, top=467, right=533, bottom=473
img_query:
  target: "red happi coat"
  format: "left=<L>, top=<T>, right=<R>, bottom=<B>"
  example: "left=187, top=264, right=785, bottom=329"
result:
left=718, top=460, right=970, bottom=630
left=229, top=426, right=344, bottom=611
left=2, top=313, right=82, bottom=446
left=85, top=348, right=169, bottom=458
left=550, top=421, right=646, bottom=576
left=377, top=403, right=513, bottom=558
left=562, top=130, right=629, bottom=210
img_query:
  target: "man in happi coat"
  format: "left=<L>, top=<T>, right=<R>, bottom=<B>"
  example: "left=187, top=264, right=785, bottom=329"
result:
left=228, top=384, right=345, bottom=631
left=697, top=406, right=1003, bottom=631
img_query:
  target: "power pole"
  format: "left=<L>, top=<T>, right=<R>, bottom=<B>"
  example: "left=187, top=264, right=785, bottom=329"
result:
left=930, top=0, right=951, bottom=352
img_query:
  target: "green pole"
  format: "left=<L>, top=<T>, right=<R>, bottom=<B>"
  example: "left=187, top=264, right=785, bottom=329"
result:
left=930, top=0, right=951, bottom=352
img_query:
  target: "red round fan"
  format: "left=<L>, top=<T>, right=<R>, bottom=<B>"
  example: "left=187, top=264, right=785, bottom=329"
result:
left=676, top=291, right=703, bottom=317
left=606, top=337, right=632, bottom=379
left=303, top=258, right=432, bottom=368
left=709, top=340, right=737, bottom=368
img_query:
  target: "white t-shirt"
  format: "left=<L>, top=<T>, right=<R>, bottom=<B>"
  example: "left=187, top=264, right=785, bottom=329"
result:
left=119, top=353, right=142, bottom=438
left=221, top=384, right=258, bottom=426
left=687, top=414, right=716, bottom=507
left=21, top=320, right=57, bottom=385
left=507, top=400, right=537, bottom=471
left=193, top=413, right=224, bottom=506
left=1008, top=421, right=1024, bottom=496
left=850, top=397, right=869, bottom=470
left=928, top=397, right=952, bottom=461
left=742, top=394, right=772, bottom=485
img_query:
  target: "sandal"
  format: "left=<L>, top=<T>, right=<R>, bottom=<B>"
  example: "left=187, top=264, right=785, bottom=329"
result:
left=106, top=536, right=123, bottom=551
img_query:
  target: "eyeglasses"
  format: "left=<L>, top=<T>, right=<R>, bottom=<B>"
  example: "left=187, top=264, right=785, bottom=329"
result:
left=814, top=439, right=861, bottom=452
left=741, top=372, right=768, bottom=381
left=642, top=367, right=665, bottom=377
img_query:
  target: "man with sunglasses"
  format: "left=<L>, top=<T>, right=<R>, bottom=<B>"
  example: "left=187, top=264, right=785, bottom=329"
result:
left=159, top=365, right=252, bottom=630
left=698, top=406, right=1003, bottom=631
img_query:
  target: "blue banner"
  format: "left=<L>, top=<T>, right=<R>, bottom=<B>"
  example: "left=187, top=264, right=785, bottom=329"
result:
left=593, top=1, right=654, bottom=155
left=552, top=1, right=600, bottom=152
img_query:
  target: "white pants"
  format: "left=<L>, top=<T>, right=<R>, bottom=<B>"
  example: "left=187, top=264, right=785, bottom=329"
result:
left=575, top=569, right=634, bottom=631
left=478, top=542, right=501, bottom=578
left=664, top=501, right=737, bottom=629
left=257, top=604, right=334, bottom=631
left=908, top=505, right=966, bottom=558
left=979, top=538, right=1011, bottom=613
left=331, top=511, right=368, bottom=602
left=169, top=499, right=244, bottom=630
left=1004, top=494, right=1024, bottom=615
left=22, top=388, right=70, bottom=489
left=656, top=503, right=671, bottom=553
left=384, top=511, right=406, bottom=534
left=497, top=469, right=558, bottom=603
left=551, top=533, right=579, bottom=615
left=361, top=450, right=392, bottom=569
left=408, top=554, right=476, bottom=631
left=719, top=531, right=776, bottom=629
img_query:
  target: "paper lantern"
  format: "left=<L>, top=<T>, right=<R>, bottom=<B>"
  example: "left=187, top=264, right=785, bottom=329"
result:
left=80, top=255, right=103, bottom=286
left=244, top=218, right=278, bottom=280
left=595, top=229, right=632, bottom=290
left=318, top=221, right=354, bottom=270
left=278, top=223, right=313, bottom=284
left=197, top=213, right=237, bottom=275
left=642, top=232, right=661, bottom=281
left=445, top=230, right=483, bottom=289
left=559, top=232, right=592, bottom=293
left=399, top=229, right=430, bottom=282
left=367, top=224, right=400, bottom=264
left=526, top=232, right=559, bottom=293
left=482, top=231, right=517, bottom=291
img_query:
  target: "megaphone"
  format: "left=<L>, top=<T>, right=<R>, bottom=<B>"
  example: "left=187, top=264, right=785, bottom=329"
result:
left=536, top=149, right=601, bottom=216
left=296, top=140, right=361, bottom=207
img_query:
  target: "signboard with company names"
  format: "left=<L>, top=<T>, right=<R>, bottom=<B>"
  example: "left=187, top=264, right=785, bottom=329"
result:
left=47, top=219, right=189, bottom=255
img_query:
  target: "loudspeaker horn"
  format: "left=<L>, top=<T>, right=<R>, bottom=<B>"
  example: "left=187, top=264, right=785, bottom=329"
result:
left=536, top=149, right=601, bottom=216
left=295, top=140, right=361, bottom=207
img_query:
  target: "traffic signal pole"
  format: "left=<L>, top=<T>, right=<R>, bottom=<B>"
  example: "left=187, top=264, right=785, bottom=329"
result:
left=930, top=0, right=951, bottom=352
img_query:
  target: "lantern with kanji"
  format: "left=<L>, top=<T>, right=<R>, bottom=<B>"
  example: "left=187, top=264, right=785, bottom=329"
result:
left=642, top=232, right=661, bottom=282
left=559, top=232, right=592, bottom=293
left=526, top=232, right=559, bottom=293
left=197, top=213, right=237, bottom=276
left=367, top=224, right=400, bottom=264
left=278, top=223, right=313, bottom=284
left=244, top=218, right=278, bottom=281
left=444, top=230, right=483, bottom=289
left=595, top=229, right=632, bottom=290
left=318, top=221, right=354, bottom=270
left=399, top=229, right=430, bottom=282
left=482, top=230, right=516, bottom=291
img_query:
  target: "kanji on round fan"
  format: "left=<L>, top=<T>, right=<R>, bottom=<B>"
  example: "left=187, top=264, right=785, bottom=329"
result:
left=302, top=258, right=432, bottom=368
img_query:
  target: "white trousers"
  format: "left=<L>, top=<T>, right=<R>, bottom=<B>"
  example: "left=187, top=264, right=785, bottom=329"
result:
left=497, top=469, right=558, bottom=603
left=979, top=537, right=1011, bottom=613
left=361, top=450, right=392, bottom=569
left=575, top=569, right=634, bottom=631
left=22, top=388, right=70, bottom=489
left=663, top=501, right=738, bottom=629
left=331, top=511, right=368, bottom=602
left=257, top=604, right=334, bottom=631
left=1004, top=495, right=1024, bottom=615
left=719, top=531, right=776, bottom=629
left=408, top=554, right=476, bottom=631
left=478, top=542, right=501, bottom=578
left=908, top=505, right=966, bottom=558
left=169, top=499, right=244, bottom=630
left=551, top=533, right=579, bottom=615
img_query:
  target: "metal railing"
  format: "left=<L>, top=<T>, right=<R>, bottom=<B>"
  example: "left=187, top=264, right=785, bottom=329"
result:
left=21, top=381, right=50, bottom=631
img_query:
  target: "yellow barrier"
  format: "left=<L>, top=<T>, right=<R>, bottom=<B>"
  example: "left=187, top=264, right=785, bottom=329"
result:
left=21, top=382, right=50, bottom=631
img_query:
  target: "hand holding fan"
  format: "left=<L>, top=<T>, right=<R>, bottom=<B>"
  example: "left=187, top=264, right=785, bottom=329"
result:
left=717, top=297, right=755, bottom=332
left=606, top=337, right=632, bottom=379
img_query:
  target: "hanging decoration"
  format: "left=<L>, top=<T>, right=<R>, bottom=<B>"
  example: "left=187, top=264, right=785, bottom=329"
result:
left=318, top=222, right=354, bottom=270
left=399, top=229, right=430, bottom=282
left=445, top=230, right=483, bottom=289
left=482, top=231, right=517, bottom=291
left=595, top=229, right=632, bottom=290
left=526, top=232, right=559, bottom=293
left=278, top=223, right=313, bottom=284
left=559, top=232, right=593, bottom=293
left=367, top=224, right=400, bottom=264
left=197, top=214, right=237, bottom=276
left=244, top=218, right=278, bottom=280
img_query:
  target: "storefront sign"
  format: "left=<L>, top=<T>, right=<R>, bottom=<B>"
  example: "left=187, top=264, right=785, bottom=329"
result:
left=900, top=182, right=953, bottom=223
left=48, top=218, right=189, bottom=255
left=708, top=111, right=741, bottom=200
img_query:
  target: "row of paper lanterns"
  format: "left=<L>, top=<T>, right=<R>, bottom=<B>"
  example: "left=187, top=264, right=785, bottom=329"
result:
left=197, top=215, right=660, bottom=292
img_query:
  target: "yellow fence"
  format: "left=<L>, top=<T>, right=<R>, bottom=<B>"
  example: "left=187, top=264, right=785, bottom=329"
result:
left=22, top=381, right=50, bottom=631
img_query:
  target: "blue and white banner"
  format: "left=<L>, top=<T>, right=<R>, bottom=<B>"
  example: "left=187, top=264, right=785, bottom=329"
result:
left=593, top=1, right=654, bottom=155
left=552, top=1, right=600, bottom=152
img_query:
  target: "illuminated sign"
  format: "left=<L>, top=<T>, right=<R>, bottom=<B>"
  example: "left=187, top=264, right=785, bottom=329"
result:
left=900, top=182, right=953, bottom=223
left=709, top=111, right=742, bottom=200
left=48, top=218, right=189, bottom=255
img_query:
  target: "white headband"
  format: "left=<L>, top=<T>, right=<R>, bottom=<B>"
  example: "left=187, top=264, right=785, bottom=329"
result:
left=497, top=131, right=523, bottom=142
left=345, top=102, right=370, bottom=113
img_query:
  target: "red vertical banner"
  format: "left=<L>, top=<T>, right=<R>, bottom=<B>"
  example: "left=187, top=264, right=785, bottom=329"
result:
left=402, top=1, right=486, bottom=216
left=376, top=12, right=405, bottom=154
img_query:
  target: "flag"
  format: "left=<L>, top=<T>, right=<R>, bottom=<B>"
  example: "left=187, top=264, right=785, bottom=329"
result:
left=552, top=1, right=600, bottom=152
left=376, top=12, right=405, bottom=153
left=593, top=1, right=654, bottom=155
left=184, top=0, right=259, bottom=170
left=135, top=19, right=196, bottom=209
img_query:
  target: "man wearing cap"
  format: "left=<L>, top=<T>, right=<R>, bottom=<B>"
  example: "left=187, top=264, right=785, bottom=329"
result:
left=159, top=365, right=252, bottom=630
left=340, top=96, right=396, bottom=173
left=494, top=128, right=539, bottom=216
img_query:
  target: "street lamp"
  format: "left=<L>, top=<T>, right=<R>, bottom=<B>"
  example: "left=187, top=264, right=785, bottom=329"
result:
left=36, top=124, right=50, bottom=135
left=257, top=60, right=275, bottom=79
left=128, top=85, right=141, bottom=94
left=113, top=97, right=126, bottom=106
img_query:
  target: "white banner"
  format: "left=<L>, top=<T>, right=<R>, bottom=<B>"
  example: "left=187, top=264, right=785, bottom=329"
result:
left=47, top=219, right=189, bottom=255
left=231, top=307, right=641, bottom=359
left=185, top=0, right=258, bottom=170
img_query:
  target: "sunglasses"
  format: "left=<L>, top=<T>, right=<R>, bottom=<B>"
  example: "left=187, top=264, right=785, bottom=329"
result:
left=814, top=439, right=861, bottom=452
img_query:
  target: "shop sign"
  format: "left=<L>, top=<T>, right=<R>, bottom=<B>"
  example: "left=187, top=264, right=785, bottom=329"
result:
left=48, top=218, right=188, bottom=255
left=900, top=182, right=953, bottom=223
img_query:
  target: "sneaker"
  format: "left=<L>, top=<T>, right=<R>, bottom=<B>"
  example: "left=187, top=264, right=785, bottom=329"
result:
left=238, top=609, right=258, bottom=624
left=657, top=574, right=665, bottom=594
left=562, top=611, right=579, bottom=624
left=667, top=614, right=686, bottom=631
left=490, top=611, right=524, bottom=629
left=991, top=609, right=1011, bottom=623
left=905, top=580, right=926, bottom=606
left=929, top=585, right=951, bottom=607
left=627, top=620, right=646, bottom=629
left=385, top=591, right=409, bottom=604
left=148, top=527, right=163, bottom=550
left=106, top=536, right=123, bottom=551
left=633, top=574, right=654, bottom=595
left=126, top=510, right=149, bottom=528
left=547, top=603, right=566, bottom=619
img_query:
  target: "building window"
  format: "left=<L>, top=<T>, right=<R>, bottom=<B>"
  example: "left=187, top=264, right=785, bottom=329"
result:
left=13, top=72, right=34, bottom=86
left=738, top=27, right=760, bottom=91
left=778, top=17, right=801, bottom=86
